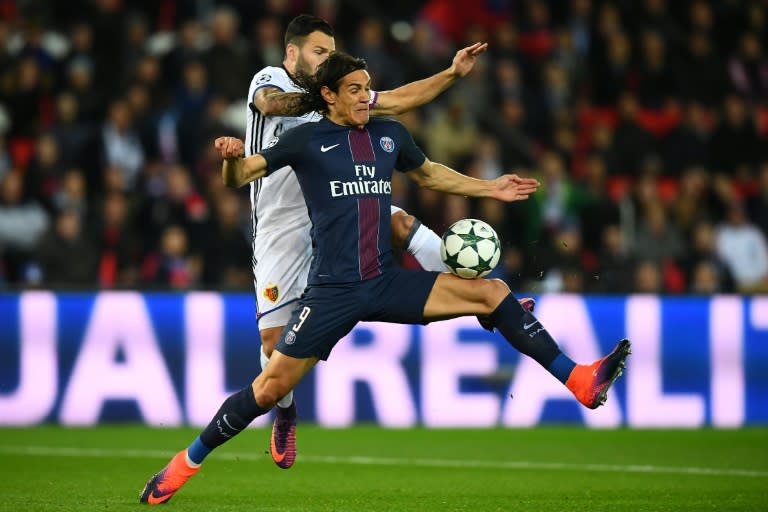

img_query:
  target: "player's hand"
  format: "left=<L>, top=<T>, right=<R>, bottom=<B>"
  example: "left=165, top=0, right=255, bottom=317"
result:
left=214, top=136, right=245, bottom=159
left=490, top=174, right=540, bottom=202
left=450, top=42, right=489, bottom=78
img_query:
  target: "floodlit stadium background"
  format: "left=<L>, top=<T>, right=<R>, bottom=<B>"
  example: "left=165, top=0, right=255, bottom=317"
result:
left=1, top=1, right=767, bottom=428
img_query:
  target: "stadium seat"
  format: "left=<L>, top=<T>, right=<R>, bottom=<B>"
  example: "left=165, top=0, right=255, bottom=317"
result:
left=98, top=251, right=118, bottom=287
left=577, top=106, right=619, bottom=132
left=606, top=175, right=633, bottom=201
left=518, top=31, right=554, bottom=61
left=662, top=259, right=686, bottom=293
left=657, top=177, right=680, bottom=204
left=636, top=107, right=682, bottom=138
left=8, top=137, right=35, bottom=170
left=572, top=107, right=619, bottom=176
left=756, top=107, right=768, bottom=138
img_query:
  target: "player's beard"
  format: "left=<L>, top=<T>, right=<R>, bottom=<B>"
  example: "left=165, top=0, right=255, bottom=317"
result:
left=295, top=53, right=313, bottom=79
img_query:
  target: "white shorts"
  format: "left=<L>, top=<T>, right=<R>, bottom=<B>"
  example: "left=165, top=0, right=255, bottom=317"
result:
left=252, top=223, right=312, bottom=330
left=253, top=205, right=406, bottom=331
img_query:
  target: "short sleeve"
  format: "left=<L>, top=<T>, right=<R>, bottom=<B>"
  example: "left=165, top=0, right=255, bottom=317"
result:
left=250, top=67, right=293, bottom=98
left=260, top=125, right=310, bottom=174
left=393, top=121, right=426, bottom=172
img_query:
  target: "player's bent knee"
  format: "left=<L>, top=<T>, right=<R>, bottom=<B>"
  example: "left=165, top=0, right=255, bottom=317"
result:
left=259, top=326, right=284, bottom=357
left=251, top=374, right=291, bottom=409
left=478, top=278, right=511, bottom=310
left=489, top=278, right=511, bottom=293
left=390, top=212, right=415, bottom=249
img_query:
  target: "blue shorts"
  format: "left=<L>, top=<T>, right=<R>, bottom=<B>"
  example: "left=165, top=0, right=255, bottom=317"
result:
left=275, top=267, right=440, bottom=360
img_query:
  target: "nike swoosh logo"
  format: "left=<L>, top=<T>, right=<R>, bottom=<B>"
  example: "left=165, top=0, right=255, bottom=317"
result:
left=320, top=144, right=340, bottom=152
left=145, top=477, right=175, bottom=504
left=523, top=321, right=539, bottom=330
left=222, top=414, right=236, bottom=431
left=149, top=489, right=174, bottom=504
left=270, top=431, right=286, bottom=463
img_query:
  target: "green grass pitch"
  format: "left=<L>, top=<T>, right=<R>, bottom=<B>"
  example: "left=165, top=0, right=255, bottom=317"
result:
left=0, top=426, right=766, bottom=511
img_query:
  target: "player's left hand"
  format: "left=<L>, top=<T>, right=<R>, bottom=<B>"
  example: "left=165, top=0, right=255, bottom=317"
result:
left=451, top=42, right=489, bottom=78
left=214, top=136, right=245, bottom=159
left=490, top=174, right=540, bottom=202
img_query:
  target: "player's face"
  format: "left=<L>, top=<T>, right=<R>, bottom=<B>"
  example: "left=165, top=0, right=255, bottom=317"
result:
left=295, top=31, right=335, bottom=76
left=327, top=69, right=371, bottom=128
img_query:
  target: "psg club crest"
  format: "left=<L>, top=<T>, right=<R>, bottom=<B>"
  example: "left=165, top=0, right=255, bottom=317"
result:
left=285, top=331, right=296, bottom=345
left=380, top=136, right=395, bottom=153
left=263, top=284, right=279, bottom=303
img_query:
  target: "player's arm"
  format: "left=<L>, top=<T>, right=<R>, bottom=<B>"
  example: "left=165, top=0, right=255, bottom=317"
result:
left=407, top=158, right=540, bottom=202
left=371, top=42, right=488, bottom=116
left=215, top=136, right=268, bottom=187
left=252, top=86, right=305, bottom=117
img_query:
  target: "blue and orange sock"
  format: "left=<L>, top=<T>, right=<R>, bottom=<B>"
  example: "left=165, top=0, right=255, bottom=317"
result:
left=187, top=386, right=269, bottom=465
left=186, top=438, right=211, bottom=466
left=489, top=294, right=576, bottom=383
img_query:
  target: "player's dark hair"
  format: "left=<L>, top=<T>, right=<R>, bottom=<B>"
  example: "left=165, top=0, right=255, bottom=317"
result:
left=284, top=14, right=334, bottom=48
left=293, top=52, right=368, bottom=115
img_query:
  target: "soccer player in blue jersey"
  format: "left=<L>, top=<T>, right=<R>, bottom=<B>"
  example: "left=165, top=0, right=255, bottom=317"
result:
left=243, top=15, right=535, bottom=470
left=140, top=52, right=630, bottom=505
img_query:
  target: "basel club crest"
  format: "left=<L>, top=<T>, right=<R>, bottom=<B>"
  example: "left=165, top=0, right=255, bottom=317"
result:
left=263, top=284, right=279, bottom=302
left=380, top=136, right=395, bottom=153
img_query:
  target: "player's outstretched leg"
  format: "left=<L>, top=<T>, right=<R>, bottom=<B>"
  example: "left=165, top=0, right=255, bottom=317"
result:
left=271, top=401, right=297, bottom=469
left=487, top=294, right=630, bottom=409
left=139, top=450, right=200, bottom=504
left=566, top=338, right=631, bottom=409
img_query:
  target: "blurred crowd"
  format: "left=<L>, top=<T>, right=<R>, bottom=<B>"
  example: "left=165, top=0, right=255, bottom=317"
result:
left=1, top=0, right=767, bottom=294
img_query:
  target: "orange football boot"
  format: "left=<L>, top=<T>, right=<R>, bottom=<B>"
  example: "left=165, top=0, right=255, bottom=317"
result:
left=139, top=450, right=200, bottom=504
left=566, top=339, right=631, bottom=409
left=270, top=402, right=297, bottom=469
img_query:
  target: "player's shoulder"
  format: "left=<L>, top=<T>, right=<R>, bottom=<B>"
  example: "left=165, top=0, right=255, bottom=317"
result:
left=367, top=117, right=409, bottom=136
left=271, top=119, right=318, bottom=145
left=289, top=120, right=320, bottom=135
left=250, top=66, right=291, bottom=90
left=367, top=117, right=405, bottom=129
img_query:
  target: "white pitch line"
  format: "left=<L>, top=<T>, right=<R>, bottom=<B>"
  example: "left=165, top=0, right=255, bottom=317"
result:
left=1, top=445, right=766, bottom=478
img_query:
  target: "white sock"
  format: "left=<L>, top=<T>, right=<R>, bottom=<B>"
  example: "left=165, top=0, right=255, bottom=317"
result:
left=406, top=220, right=446, bottom=272
left=260, top=346, right=294, bottom=409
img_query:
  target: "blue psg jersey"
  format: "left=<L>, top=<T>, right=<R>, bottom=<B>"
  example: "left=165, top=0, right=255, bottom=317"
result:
left=260, top=117, right=426, bottom=285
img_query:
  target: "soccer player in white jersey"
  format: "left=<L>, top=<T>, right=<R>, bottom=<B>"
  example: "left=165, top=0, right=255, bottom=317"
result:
left=246, top=14, right=518, bottom=469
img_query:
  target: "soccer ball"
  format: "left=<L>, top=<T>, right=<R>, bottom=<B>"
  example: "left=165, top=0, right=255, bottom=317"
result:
left=440, top=218, right=501, bottom=279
